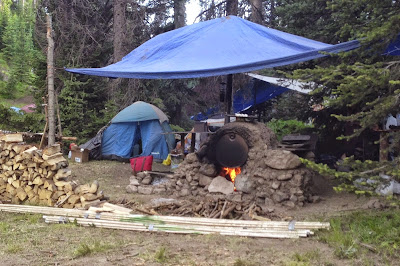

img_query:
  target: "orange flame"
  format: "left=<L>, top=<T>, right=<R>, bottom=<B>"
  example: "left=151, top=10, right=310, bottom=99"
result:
left=220, top=167, right=241, bottom=190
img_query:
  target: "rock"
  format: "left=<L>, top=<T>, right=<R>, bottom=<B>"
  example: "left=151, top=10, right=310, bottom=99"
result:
left=284, top=201, right=296, bottom=208
left=304, top=151, right=315, bottom=160
left=179, top=188, right=191, bottom=197
left=198, top=174, right=213, bottom=187
left=138, top=186, right=153, bottom=195
left=265, top=150, right=302, bottom=170
left=310, top=195, right=321, bottom=203
left=186, top=174, right=193, bottom=183
left=256, top=191, right=268, bottom=198
left=141, top=175, right=153, bottom=185
left=277, top=173, right=293, bottom=181
left=295, top=190, right=304, bottom=196
left=235, top=175, right=256, bottom=194
left=185, top=153, right=198, bottom=164
left=264, top=197, right=274, bottom=206
left=289, top=195, right=298, bottom=202
left=271, top=181, right=280, bottom=190
left=293, top=174, right=304, bottom=184
left=189, top=181, right=199, bottom=186
left=256, top=178, right=265, bottom=185
left=153, top=187, right=166, bottom=194
left=136, top=172, right=147, bottom=180
left=272, top=192, right=290, bottom=203
left=176, top=179, right=184, bottom=187
left=208, top=176, right=234, bottom=195
left=199, top=163, right=218, bottom=177
left=129, top=177, right=140, bottom=186
left=126, top=185, right=138, bottom=193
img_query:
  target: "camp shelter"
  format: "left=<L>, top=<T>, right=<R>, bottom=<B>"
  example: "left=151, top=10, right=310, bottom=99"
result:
left=81, top=101, right=175, bottom=161
left=233, top=73, right=311, bottom=113
left=191, top=73, right=312, bottom=121
left=66, top=16, right=360, bottom=79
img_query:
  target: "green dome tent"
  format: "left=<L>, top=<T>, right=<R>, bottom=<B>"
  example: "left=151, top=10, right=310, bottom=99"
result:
left=81, top=101, right=175, bottom=161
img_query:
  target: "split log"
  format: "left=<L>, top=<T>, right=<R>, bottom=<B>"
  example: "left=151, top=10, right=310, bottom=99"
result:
left=43, top=144, right=61, bottom=156
left=0, top=134, right=23, bottom=143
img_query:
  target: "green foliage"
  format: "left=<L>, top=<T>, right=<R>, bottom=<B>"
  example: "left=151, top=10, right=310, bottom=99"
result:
left=300, top=157, right=400, bottom=196
left=267, top=118, right=313, bottom=141
left=154, top=246, right=168, bottom=263
left=0, top=1, right=42, bottom=99
left=282, top=1, right=400, bottom=143
left=58, top=76, right=114, bottom=144
left=169, top=124, right=185, bottom=132
left=233, top=258, right=257, bottom=266
left=284, top=250, right=322, bottom=266
left=0, top=103, right=44, bottom=132
left=6, top=244, right=23, bottom=254
left=73, top=241, right=114, bottom=258
left=318, top=211, right=400, bottom=259
left=0, top=222, right=10, bottom=233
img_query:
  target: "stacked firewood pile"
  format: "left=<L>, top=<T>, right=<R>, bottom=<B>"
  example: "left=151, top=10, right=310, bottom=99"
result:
left=0, top=133, right=104, bottom=208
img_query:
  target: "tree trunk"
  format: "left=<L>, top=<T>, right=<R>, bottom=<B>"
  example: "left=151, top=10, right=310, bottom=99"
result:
left=174, top=0, right=186, bottom=29
left=224, top=0, right=237, bottom=123
left=250, top=0, right=263, bottom=24
left=46, top=13, right=55, bottom=146
left=113, top=0, right=126, bottom=62
left=172, top=0, right=186, bottom=124
left=226, top=0, right=238, bottom=16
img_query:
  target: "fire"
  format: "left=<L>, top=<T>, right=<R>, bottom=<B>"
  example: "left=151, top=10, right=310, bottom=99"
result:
left=220, top=167, right=241, bottom=190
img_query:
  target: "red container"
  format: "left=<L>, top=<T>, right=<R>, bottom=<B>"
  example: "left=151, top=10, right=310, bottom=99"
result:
left=130, top=155, right=153, bottom=172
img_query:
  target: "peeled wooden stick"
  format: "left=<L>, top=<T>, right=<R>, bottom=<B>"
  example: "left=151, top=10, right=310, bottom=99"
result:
left=0, top=204, right=330, bottom=230
left=43, top=216, right=307, bottom=239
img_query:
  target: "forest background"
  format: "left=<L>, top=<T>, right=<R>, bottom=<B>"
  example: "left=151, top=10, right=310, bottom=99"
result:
left=0, top=0, right=399, bottom=163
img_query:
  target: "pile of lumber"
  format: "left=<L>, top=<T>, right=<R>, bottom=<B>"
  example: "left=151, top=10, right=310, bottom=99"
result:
left=0, top=133, right=103, bottom=208
left=0, top=203, right=330, bottom=239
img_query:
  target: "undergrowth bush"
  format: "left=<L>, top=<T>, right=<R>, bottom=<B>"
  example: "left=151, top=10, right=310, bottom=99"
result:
left=318, top=211, right=400, bottom=259
left=300, top=157, right=400, bottom=199
left=266, top=119, right=313, bottom=141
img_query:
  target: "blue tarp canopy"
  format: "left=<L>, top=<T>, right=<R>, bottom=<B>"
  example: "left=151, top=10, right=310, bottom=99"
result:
left=233, top=79, right=289, bottom=113
left=384, top=34, right=400, bottom=56
left=66, top=16, right=360, bottom=79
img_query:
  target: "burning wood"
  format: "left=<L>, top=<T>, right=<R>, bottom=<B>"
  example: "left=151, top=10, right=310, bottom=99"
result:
left=220, top=167, right=241, bottom=190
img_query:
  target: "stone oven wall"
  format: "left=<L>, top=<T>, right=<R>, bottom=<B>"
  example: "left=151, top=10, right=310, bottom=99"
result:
left=127, top=121, right=315, bottom=209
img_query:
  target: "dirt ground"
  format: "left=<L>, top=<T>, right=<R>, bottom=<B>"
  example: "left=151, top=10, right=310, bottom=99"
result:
left=0, top=160, right=391, bottom=266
